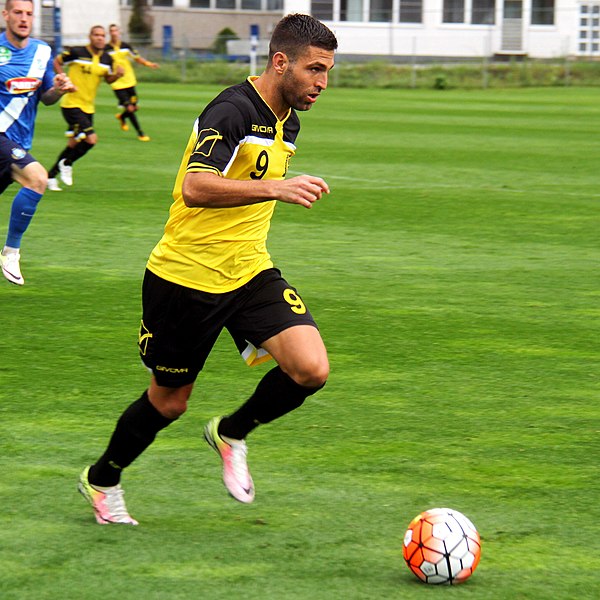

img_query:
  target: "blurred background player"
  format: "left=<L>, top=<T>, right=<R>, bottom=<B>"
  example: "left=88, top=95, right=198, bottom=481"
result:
left=47, top=25, right=123, bottom=191
left=0, top=0, right=74, bottom=285
left=107, top=23, right=159, bottom=142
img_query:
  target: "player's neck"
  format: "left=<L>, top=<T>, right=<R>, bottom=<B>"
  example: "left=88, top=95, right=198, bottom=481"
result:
left=6, top=31, right=29, bottom=49
left=252, top=73, right=290, bottom=121
left=88, top=44, right=103, bottom=56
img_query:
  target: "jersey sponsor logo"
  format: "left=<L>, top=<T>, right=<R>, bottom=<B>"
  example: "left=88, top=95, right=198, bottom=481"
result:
left=11, top=147, right=26, bottom=160
left=251, top=124, right=274, bottom=134
left=155, top=365, right=189, bottom=374
left=194, top=128, right=222, bottom=157
left=0, top=46, right=11, bottom=65
left=5, top=77, right=41, bottom=94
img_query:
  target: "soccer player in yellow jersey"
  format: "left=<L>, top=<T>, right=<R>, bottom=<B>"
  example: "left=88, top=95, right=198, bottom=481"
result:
left=78, top=13, right=338, bottom=525
left=46, top=25, right=123, bottom=191
left=107, top=23, right=158, bottom=142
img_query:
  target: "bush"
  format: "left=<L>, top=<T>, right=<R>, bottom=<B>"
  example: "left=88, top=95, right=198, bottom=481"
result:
left=136, top=56, right=600, bottom=89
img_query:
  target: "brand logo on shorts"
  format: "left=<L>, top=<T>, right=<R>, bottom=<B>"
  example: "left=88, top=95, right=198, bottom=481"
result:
left=0, top=47, right=12, bottom=65
left=138, top=320, right=153, bottom=356
left=156, top=365, right=189, bottom=374
left=11, top=147, right=26, bottom=160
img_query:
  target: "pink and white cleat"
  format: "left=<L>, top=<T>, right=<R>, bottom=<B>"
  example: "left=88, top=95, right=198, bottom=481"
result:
left=204, top=417, right=255, bottom=504
left=78, top=466, right=138, bottom=525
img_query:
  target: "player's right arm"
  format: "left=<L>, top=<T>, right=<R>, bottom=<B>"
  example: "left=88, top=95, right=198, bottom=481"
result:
left=182, top=172, right=329, bottom=209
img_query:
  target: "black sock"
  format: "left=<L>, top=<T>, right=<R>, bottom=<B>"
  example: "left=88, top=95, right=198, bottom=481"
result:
left=88, top=391, right=175, bottom=487
left=128, top=111, right=143, bottom=136
left=218, top=366, right=325, bottom=440
left=70, top=140, right=94, bottom=162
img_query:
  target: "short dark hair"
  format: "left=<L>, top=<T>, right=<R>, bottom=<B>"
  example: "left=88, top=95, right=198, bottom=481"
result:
left=5, top=0, right=34, bottom=9
left=269, top=13, right=337, bottom=62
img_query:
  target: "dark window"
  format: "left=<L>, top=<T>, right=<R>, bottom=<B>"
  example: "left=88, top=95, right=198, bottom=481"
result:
left=400, top=0, right=423, bottom=23
left=531, top=0, right=554, bottom=25
left=443, top=0, right=465, bottom=23
left=472, top=0, right=495, bottom=24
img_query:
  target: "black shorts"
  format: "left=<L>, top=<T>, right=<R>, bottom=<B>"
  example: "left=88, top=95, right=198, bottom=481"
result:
left=139, top=268, right=318, bottom=387
left=61, top=107, right=94, bottom=140
left=0, top=133, right=36, bottom=194
left=114, top=87, right=138, bottom=107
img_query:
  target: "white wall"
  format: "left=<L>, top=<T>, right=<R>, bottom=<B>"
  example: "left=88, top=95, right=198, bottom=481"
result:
left=284, top=0, right=581, bottom=58
left=41, top=0, right=121, bottom=45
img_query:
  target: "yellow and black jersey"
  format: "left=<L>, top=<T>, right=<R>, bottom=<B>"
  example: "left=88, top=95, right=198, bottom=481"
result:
left=106, top=41, right=138, bottom=90
left=147, top=76, right=300, bottom=294
left=58, top=46, right=114, bottom=114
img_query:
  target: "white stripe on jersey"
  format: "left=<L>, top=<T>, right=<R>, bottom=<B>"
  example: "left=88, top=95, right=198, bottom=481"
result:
left=240, top=135, right=296, bottom=152
left=0, top=44, right=51, bottom=133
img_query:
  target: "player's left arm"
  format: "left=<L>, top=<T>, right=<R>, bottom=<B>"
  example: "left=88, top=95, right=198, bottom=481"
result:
left=135, top=56, right=159, bottom=69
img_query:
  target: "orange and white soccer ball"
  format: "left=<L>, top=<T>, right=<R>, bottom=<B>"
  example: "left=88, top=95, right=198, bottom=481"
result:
left=403, top=507, right=481, bottom=585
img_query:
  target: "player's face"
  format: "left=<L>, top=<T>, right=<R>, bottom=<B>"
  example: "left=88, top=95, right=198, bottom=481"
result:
left=89, top=27, right=106, bottom=51
left=280, top=46, right=335, bottom=112
left=2, top=0, right=34, bottom=43
left=109, top=26, right=120, bottom=44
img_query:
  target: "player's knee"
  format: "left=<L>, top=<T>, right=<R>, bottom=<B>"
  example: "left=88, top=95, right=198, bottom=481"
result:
left=289, top=357, right=329, bottom=389
left=20, top=162, right=46, bottom=193
left=149, top=386, right=192, bottom=419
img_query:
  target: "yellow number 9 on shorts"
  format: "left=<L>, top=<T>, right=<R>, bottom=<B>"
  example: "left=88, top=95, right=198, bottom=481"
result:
left=283, top=288, right=307, bottom=314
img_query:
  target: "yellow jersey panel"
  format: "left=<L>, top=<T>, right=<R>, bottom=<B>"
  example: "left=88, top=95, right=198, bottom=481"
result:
left=59, top=46, right=113, bottom=113
left=107, top=42, right=138, bottom=90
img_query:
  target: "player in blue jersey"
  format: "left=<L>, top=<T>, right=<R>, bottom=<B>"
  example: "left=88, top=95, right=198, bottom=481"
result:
left=0, top=0, right=74, bottom=285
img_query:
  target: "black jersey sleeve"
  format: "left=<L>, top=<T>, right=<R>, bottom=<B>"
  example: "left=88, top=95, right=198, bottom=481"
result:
left=187, top=100, right=247, bottom=175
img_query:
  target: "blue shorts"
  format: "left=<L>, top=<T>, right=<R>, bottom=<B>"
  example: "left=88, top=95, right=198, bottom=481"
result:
left=0, top=133, right=36, bottom=194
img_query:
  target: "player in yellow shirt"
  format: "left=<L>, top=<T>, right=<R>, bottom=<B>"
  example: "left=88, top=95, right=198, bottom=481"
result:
left=78, top=14, right=338, bottom=525
left=46, top=25, right=123, bottom=191
left=107, top=23, right=158, bottom=142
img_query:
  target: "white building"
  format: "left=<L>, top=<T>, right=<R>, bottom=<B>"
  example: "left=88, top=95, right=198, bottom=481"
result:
left=34, top=0, right=600, bottom=59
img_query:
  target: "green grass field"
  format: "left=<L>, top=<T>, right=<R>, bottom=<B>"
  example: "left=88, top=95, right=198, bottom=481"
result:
left=1, top=82, right=599, bottom=599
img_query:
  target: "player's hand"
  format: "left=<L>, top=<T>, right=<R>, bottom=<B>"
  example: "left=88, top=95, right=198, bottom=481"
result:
left=116, top=65, right=125, bottom=77
left=53, top=73, right=76, bottom=94
left=277, top=174, right=330, bottom=209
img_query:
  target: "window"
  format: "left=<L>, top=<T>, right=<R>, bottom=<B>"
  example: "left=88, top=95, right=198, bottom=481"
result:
left=266, top=0, right=283, bottom=9
left=216, top=0, right=235, bottom=7
left=400, top=0, right=422, bottom=23
left=190, top=0, right=210, bottom=6
left=443, top=0, right=465, bottom=23
left=472, top=0, right=495, bottom=24
left=152, top=0, right=173, bottom=6
left=531, top=0, right=554, bottom=25
left=312, top=0, right=334, bottom=20
left=370, top=0, right=392, bottom=21
left=341, top=0, right=363, bottom=21
left=242, top=0, right=261, bottom=8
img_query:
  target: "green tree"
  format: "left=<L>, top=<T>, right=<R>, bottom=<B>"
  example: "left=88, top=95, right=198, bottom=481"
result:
left=129, top=0, right=152, bottom=44
left=211, top=27, right=239, bottom=56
